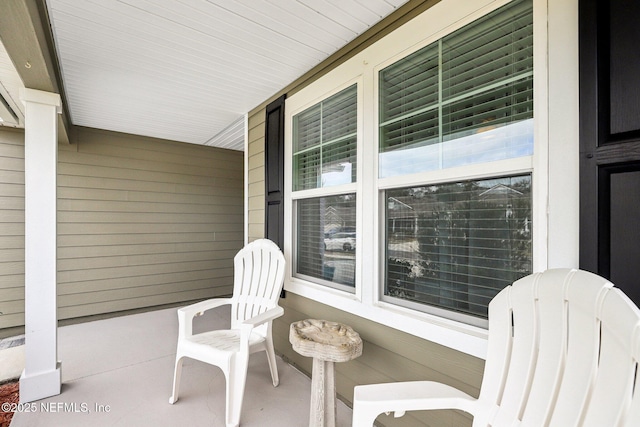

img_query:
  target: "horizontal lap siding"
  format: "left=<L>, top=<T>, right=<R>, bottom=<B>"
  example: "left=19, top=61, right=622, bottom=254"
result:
left=0, top=125, right=244, bottom=331
left=247, top=111, right=265, bottom=242
left=57, top=127, right=244, bottom=320
left=0, top=129, right=25, bottom=329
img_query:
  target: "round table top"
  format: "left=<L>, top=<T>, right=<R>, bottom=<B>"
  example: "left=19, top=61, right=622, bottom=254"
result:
left=289, top=319, right=362, bottom=363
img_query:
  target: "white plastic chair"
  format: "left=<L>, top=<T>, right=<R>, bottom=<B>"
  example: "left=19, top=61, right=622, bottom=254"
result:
left=169, top=239, right=286, bottom=427
left=353, top=268, right=640, bottom=427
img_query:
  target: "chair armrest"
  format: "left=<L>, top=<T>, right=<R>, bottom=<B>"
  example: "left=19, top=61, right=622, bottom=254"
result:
left=352, top=381, right=481, bottom=427
left=242, top=306, right=284, bottom=328
left=177, top=298, right=233, bottom=338
left=179, top=298, right=232, bottom=318
left=238, top=306, right=284, bottom=353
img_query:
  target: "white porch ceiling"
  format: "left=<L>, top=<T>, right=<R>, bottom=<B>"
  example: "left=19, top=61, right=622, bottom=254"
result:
left=42, top=0, right=410, bottom=150
left=0, top=41, right=25, bottom=127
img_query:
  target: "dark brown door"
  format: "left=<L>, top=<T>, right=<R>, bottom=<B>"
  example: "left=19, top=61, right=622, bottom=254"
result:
left=580, top=0, right=640, bottom=304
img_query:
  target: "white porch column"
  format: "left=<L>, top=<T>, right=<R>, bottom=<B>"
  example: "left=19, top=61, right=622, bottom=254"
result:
left=19, top=88, right=62, bottom=403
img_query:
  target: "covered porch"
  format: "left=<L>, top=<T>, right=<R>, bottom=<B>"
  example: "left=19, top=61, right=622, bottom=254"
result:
left=5, top=0, right=639, bottom=426
left=3, top=307, right=353, bottom=427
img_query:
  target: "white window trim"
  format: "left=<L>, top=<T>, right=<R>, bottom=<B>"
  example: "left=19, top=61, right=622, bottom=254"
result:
left=283, top=0, right=578, bottom=359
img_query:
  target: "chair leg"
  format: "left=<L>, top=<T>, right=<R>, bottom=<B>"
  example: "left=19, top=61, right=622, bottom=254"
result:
left=169, top=355, right=184, bottom=404
left=265, top=338, right=279, bottom=387
left=352, top=403, right=380, bottom=427
left=225, top=354, right=249, bottom=427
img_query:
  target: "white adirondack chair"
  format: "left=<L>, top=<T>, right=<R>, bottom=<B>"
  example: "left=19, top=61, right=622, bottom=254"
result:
left=169, top=239, right=286, bottom=427
left=353, top=268, right=640, bottom=427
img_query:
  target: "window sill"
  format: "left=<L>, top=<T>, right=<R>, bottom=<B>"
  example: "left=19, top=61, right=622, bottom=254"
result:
left=285, top=276, right=489, bottom=359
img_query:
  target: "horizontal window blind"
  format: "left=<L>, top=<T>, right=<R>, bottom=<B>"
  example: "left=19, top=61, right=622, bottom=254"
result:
left=296, top=195, right=356, bottom=290
left=379, top=0, right=533, bottom=178
left=293, top=84, right=357, bottom=190
left=294, top=105, right=321, bottom=152
left=441, top=0, right=533, bottom=103
left=385, top=175, right=532, bottom=320
left=380, top=44, right=439, bottom=125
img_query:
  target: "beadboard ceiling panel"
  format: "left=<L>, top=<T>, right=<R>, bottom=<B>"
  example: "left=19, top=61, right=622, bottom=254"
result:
left=43, top=0, right=410, bottom=150
left=0, top=41, right=25, bottom=127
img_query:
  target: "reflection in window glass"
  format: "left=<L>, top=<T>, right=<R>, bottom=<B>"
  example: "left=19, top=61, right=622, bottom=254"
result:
left=379, top=0, right=533, bottom=178
left=384, top=175, right=532, bottom=320
left=296, top=195, right=356, bottom=291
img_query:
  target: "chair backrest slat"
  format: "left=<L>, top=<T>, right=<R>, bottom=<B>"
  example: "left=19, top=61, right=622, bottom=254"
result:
left=582, top=288, right=640, bottom=426
left=488, top=277, right=539, bottom=426
left=231, top=239, right=286, bottom=331
left=475, top=287, right=514, bottom=426
left=622, top=327, right=640, bottom=427
left=548, top=271, right=609, bottom=427
left=519, top=270, right=571, bottom=427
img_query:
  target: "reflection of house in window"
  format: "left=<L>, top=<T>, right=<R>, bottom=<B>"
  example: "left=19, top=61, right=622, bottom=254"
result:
left=323, top=204, right=355, bottom=236
left=324, top=205, right=342, bottom=236
left=387, top=197, right=417, bottom=239
left=479, top=183, right=523, bottom=203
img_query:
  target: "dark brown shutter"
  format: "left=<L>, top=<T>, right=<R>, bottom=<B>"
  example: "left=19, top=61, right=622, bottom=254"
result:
left=580, top=0, right=640, bottom=304
left=264, top=95, right=286, bottom=250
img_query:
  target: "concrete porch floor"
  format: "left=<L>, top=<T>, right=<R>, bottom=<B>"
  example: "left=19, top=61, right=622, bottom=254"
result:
left=4, top=307, right=352, bottom=427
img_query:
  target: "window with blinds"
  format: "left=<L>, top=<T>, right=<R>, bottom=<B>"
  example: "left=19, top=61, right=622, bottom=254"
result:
left=296, top=195, right=356, bottom=291
left=379, top=0, right=533, bottom=178
left=384, top=175, right=532, bottom=321
left=292, top=84, right=358, bottom=292
left=286, top=0, right=539, bottom=327
left=293, top=84, right=357, bottom=190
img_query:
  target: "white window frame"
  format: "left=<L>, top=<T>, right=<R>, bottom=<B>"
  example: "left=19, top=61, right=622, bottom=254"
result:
left=287, top=78, right=363, bottom=295
left=283, top=0, right=578, bottom=359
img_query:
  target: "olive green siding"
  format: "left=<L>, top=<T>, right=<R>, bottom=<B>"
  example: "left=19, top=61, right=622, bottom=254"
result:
left=0, top=128, right=25, bottom=331
left=0, top=126, right=243, bottom=331
left=247, top=112, right=265, bottom=243
left=246, top=1, right=484, bottom=425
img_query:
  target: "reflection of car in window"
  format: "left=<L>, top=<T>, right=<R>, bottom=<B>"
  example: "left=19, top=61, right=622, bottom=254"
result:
left=324, top=232, right=356, bottom=252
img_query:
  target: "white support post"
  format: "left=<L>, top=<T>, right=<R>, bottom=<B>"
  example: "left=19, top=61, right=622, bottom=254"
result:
left=19, top=88, right=62, bottom=403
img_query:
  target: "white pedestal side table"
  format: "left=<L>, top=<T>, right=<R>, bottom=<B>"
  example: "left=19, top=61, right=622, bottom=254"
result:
left=290, top=319, right=363, bottom=427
